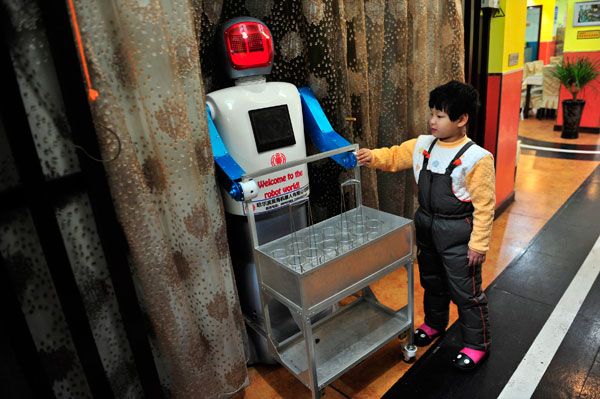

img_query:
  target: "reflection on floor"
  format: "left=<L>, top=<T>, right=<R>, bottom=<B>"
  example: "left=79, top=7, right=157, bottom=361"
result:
left=517, top=118, right=600, bottom=145
left=232, top=119, right=600, bottom=399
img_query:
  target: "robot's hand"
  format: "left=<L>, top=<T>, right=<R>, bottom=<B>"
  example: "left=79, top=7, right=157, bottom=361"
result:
left=228, top=180, right=259, bottom=201
left=240, top=180, right=259, bottom=201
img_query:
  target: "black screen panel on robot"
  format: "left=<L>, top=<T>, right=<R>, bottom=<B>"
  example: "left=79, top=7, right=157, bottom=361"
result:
left=248, top=104, right=296, bottom=153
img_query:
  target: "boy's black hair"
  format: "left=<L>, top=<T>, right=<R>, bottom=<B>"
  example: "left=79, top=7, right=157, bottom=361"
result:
left=428, top=80, right=480, bottom=131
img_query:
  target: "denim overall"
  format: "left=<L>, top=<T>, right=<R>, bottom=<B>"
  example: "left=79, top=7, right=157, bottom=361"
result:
left=413, top=138, right=491, bottom=351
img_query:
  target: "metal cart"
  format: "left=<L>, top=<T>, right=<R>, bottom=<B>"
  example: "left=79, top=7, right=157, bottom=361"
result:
left=243, top=144, right=416, bottom=398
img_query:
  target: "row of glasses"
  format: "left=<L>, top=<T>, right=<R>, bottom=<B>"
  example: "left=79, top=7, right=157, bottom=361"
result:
left=268, top=190, right=384, bottom=272
left=337, top=216, right=383, bottom=249
left=269, top=216, right=384, bottom=272
left=271, top=237, right=339, bottom=273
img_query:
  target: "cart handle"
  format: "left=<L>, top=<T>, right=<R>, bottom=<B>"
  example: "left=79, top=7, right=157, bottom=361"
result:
left=340, top=178, right=362, bottom=209
left=340, top=178, right=360, bottom=187
left=242, top=144, right=358, bottom=181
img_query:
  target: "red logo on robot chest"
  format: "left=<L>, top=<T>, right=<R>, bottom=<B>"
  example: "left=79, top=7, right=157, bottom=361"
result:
left=271, top=152, right=286, bottom=166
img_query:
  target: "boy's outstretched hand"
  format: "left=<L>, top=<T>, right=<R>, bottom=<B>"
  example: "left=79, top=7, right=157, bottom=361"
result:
left=467, top=249, right=486, bottom=267
left=356, top=148, right=372, bottom=166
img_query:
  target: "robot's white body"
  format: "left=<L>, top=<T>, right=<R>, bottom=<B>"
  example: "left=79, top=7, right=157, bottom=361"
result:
left=208, top=78, right=316, bottom=364
left=206, top=78, right=310, bottom=216
left=207, top=17, right=355, bottom=364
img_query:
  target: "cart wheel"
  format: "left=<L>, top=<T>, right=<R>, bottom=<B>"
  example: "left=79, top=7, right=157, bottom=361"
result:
left=402, top=343, right=417, bottom=363
left=403, top=354, right=416, bottom=363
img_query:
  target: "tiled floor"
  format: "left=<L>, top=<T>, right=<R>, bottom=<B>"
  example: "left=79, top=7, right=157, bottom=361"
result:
left=232, top=118, right=600, bottom=399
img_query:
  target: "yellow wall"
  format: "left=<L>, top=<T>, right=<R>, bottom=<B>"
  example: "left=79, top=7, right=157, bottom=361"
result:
left=527, top=0, right=557, bottom=41
left=564, top=0, right=600, bottom=51
left=489, top=0, right=528, bottom=73
left=489, top=0, right=507, bottom=73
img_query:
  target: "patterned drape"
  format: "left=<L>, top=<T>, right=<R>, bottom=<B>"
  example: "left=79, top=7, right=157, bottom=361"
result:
left=65, top=1, right=249, bottom=397
left=68, top=0, right=464, bottom=397
left=2, top=1, right=145, bottom=397
left=1, top=0, right=464, bottom=398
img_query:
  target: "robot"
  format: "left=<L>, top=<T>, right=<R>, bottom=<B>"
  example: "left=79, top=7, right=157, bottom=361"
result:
left=206, top=17, right=356, bottom=363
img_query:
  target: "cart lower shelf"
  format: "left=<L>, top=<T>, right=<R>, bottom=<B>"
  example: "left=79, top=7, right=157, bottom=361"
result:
left=276, top=296, right=410, bottom=389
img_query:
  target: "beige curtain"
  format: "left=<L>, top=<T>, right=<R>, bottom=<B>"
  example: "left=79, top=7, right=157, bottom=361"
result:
left=70, top=0, right=464, bottom=398
left=67, top=1, right=248, bottom=398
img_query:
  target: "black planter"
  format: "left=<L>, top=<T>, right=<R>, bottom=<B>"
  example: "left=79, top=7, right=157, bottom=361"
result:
left=561, top=99, right=586, bottom=139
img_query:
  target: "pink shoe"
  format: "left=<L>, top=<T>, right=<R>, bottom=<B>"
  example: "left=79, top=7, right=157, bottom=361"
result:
left=452, top=347, right=489, bottom=370
left=413, top=324, right=443, bottom=347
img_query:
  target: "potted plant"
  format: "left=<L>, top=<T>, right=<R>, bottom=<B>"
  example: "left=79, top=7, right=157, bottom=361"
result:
left=551, top=56, right=600, bottom=139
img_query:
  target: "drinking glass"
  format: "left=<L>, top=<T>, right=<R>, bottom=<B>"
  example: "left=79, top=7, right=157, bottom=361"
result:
left=322, top=239, right=338, bottom=251
left=303, top=232, right=323, bottom=248
left=301, top=247, right=323, bottom=267
left=271, top=248, right=288, bottom=264
left=287, top=254, right=307, bottom=272
left=338, top=231, right=353, bottom=253
left=350, top=223, right=368, bottom=245
left=322, top=247, right=337, bottom=262
left=321, top=226, right=336, bottom=240
left=336, top=220, right=351, bottom=233
left=287, top=241, right=308, bottom=256
left=366, top=218, right=382, bottom=240
left=347, top=212, right=364, bottom=226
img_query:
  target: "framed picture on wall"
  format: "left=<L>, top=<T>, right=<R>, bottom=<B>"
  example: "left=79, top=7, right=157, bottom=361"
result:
left=573, top=1, right=600, bottom=26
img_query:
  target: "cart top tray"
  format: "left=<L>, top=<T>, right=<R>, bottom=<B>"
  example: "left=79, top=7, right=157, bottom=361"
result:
left=254, top=206, right=413, bottom=313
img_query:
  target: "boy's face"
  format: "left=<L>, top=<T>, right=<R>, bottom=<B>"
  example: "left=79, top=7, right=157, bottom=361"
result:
left=429, top=107, right=468, bottom=142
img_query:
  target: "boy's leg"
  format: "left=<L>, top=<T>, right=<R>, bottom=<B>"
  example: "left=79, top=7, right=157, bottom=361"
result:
left=417, top=244, right=451, bottom=332
left=441, top=244, right=491, bottom=351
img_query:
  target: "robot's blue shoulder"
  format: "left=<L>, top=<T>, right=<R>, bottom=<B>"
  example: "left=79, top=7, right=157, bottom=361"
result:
left=298, top=87, right=356, bottom=169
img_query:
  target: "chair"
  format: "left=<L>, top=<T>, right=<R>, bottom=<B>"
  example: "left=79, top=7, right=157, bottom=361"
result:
left=532, top=60, right=544, bottom=75
left=521, top=61, right=534, bottom=91
left=540, top=64, right=560, bottom=119
left=521, top=61, right=543, bottom=116
left=549, top=56, right=562, bottom=65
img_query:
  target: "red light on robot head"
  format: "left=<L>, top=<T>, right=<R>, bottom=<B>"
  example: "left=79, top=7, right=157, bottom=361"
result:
left=224, top=22, right=273, bottom=70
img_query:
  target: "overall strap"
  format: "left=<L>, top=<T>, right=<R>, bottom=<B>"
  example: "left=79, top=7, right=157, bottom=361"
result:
left=445, top=140, right=475, bottom=175
left=422, top=138, right=438, bottom=169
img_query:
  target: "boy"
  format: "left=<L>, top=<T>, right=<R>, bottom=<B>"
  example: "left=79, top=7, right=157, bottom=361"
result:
left=356, top=80, right=495, bottom=370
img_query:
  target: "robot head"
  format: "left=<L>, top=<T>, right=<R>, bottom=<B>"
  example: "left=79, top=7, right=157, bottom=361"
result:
left=218, top=17, right=274, bottom=80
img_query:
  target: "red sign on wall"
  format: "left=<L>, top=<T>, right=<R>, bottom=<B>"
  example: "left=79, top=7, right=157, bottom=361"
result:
left=577, top=30, right=600, bottom=40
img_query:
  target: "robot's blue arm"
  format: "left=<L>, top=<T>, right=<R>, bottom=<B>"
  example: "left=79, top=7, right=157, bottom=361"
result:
left=298, top=87, right=357, bottom=169
left=207, top=105, right=257, bottom=201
